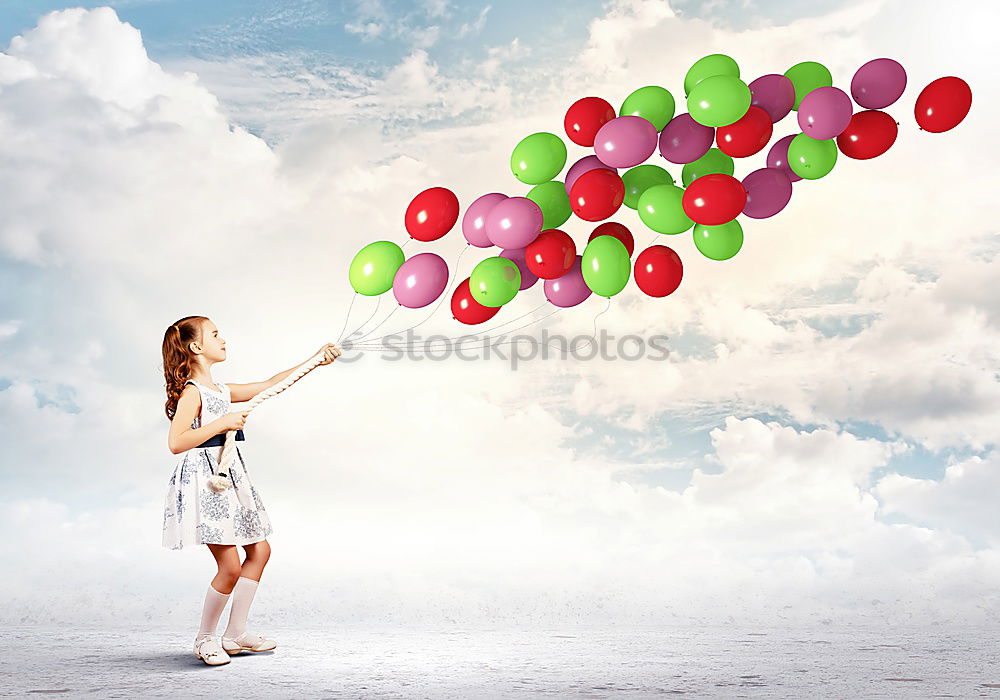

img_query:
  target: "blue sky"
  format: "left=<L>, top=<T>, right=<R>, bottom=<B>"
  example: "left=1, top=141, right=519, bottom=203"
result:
left=0, top=0, right=848, bottom=66
left=0, top=1, right=603, bottom=63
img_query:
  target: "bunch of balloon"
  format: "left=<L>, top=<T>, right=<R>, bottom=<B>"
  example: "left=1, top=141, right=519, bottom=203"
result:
left=563, top=87, right=685, bottom=299
left=461, top=187, right=546, bottom=320
left=348, top=186, right=459, bottom=314
left=348, top=52, right=972, bottom=330
left=436, top=128, right=567, bottom=324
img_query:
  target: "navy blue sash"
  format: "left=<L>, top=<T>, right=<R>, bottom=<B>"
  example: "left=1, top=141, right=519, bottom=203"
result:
left=197, top=429, right=245, bottom=448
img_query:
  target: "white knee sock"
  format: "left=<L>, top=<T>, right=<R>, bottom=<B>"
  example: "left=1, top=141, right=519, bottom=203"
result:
left=196, top=584, right=231, bottom=640
left=223, top=576, right=259, bottom=639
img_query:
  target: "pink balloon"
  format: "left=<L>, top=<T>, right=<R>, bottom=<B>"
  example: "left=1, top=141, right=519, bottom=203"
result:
left=462, top=193, right=506, bottom=248
left=594, top=115, right=658, bottom=168
left=748, top=74, right=796, bottom=122
left=766, top=134, right=802, bottom=183
left=742, top=167, right=793, bottom=219
left=544, top=255, right=592, bottom=308
left=851, top=58, right=907, bottom=109
left=565, top=155, right=617, bottom=196
left=500, top=247, right=539, bottom=290
left=392, top=252, right=449, bottom=309
left=797, top=87, right=853, bottom=140
left=485, top=196, right=544, bottom=249
left=658, top=113, right=714, bottom=164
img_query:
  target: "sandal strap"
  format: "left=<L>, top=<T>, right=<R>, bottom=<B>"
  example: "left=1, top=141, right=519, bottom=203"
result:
left=197, top=637, right=224, bottom=657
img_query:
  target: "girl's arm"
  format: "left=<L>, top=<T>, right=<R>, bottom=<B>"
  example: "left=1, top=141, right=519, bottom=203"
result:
left=168, top=385, right=229, bottom=454
left=226, top=363, right=301, bottom=404
left=227, top=344, right=339, bottom=403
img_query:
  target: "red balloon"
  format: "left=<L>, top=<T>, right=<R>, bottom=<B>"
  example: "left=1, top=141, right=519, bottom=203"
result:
left=836, top=110, right=898, bottom=160
left=526, top=229, right=576, bottom=279
left=565, top=96, right=616, bottom=147
left=588, top=222, right=635, bottom=257
left=451, top=277, right=501, bottom=325
left=569, top=168, right=625, bottom=222
left=716, top=106, right=773, bottom=158
left=682, top=174, right=747, bottom=226
left=405, top=187, right=459, bottom=241
left=915, top=76, right=972, bottom=133
left=634, top=245, right=683, bottom=298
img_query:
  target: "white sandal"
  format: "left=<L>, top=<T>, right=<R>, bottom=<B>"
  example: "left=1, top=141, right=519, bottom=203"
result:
left=194, top=635, right=231, bottom=665
left=222, top=631, right=277, bottom=653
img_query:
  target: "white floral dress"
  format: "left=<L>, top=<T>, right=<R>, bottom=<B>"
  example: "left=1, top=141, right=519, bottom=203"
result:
left=162, top=377, right=273, bottom=550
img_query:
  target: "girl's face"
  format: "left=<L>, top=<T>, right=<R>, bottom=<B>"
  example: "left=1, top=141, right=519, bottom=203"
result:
left=193, top=319, right=227, bottom=363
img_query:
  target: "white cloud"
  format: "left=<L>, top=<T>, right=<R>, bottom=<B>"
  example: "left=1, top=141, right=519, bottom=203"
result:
left=424, top=0, right=450, bottom=18
left=344, top=20, right=383, bottom=40
left=458, top=5, right=490, bottom=37
left=0, top=319, right=21, bottom=339
left=4, top=417, right=999, bottom=627
left=875, top=452, right=1000, bottom=547
left=342, top=0, right=445, bottom=48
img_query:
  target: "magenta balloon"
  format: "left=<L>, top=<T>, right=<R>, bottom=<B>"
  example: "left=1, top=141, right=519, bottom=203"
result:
left=797, top=87, right=853, bottom=139
left=485, top=196, right=543, bottom=249
left=742, top=167, right=793, bottom=219
left=851, top=58, right=907, bottom=109
left=500, top=247, right=539, bottom=290
left=748, top=74, right=796, bottom=122
left=658, top=113, right=714, bottom=164
left=392, top=252, right=449, bottom=309
left=766, top=134, right=802, bottom=183
left=544, top=255, right=592, bottom=308
left=462, top=193, right=507, bottom=248
left=565, top=155, right=617, bottom=196
left=594, top=115, right=659, bottom=168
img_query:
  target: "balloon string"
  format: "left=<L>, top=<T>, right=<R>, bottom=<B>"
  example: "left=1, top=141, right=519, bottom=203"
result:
left=362, top=243, right=472, bottom=345
left=475, top=295, right=610, bottom=353
left=461, top=301, right=550, bottom=338
left=352, top=300, right=551, bottom=348
left=351, top=296, right=613, bottom=355
left=348, top=304, right=552, bottom=348
left=335, top=292, right=358, bottom=345
left=353, top=306, right=564, bottom=351
left=355, top=305, right=400, bottom=342
left=343, top=295, right=382, bottom=342
left=582, top=296, right=612, bottom=351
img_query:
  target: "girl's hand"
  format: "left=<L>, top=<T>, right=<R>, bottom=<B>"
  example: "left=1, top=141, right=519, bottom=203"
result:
left=316, top=343, right=342, bottom=366
left=220, top=410, right=249, bottom=431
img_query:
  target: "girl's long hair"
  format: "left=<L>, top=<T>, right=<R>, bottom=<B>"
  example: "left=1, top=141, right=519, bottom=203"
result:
left=162, top=316, right=209, bottom=420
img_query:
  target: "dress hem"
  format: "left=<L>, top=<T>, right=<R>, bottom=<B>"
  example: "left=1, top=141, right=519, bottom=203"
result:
left=162, top=528, right=273, bottom=550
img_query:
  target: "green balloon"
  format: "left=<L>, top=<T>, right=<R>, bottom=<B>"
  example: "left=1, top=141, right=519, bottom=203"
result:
left=684, top=53, right=740, bottom=96
left=784, top=61, right=833, bottom=110
left=693, top=220, right=743, bottom=261
left=637, top=184, right=693, bottom=235
left=788, top=133, right=838, bottom=179
left=469, top=256, right=520, bottom=308
left=510, top=132, right=567, bottom=185
left=527, top=180, right=571, bottom=229
left=349, top=241, right=405, bottom=296
left=687, top=74, right=751, bottom=127
left=622, top=164, right=674, bottom=210
left=582, top=236, right=631, bottom=297
left=682, top=148, right=734, bottom=187
left=620, top=85, right=676, bottom=131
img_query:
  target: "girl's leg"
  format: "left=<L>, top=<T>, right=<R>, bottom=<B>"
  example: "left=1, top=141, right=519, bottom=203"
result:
left=197, top=544, right=241, bottom=641
left=207, top=543, right=243, bottom=593
left=239, top=539, right=271, bottom=582
left=224, top=540, right=271, bottom=640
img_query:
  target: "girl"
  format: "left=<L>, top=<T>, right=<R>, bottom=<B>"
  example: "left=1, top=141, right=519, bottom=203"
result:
left=160, top=315, right=340, bottom=666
